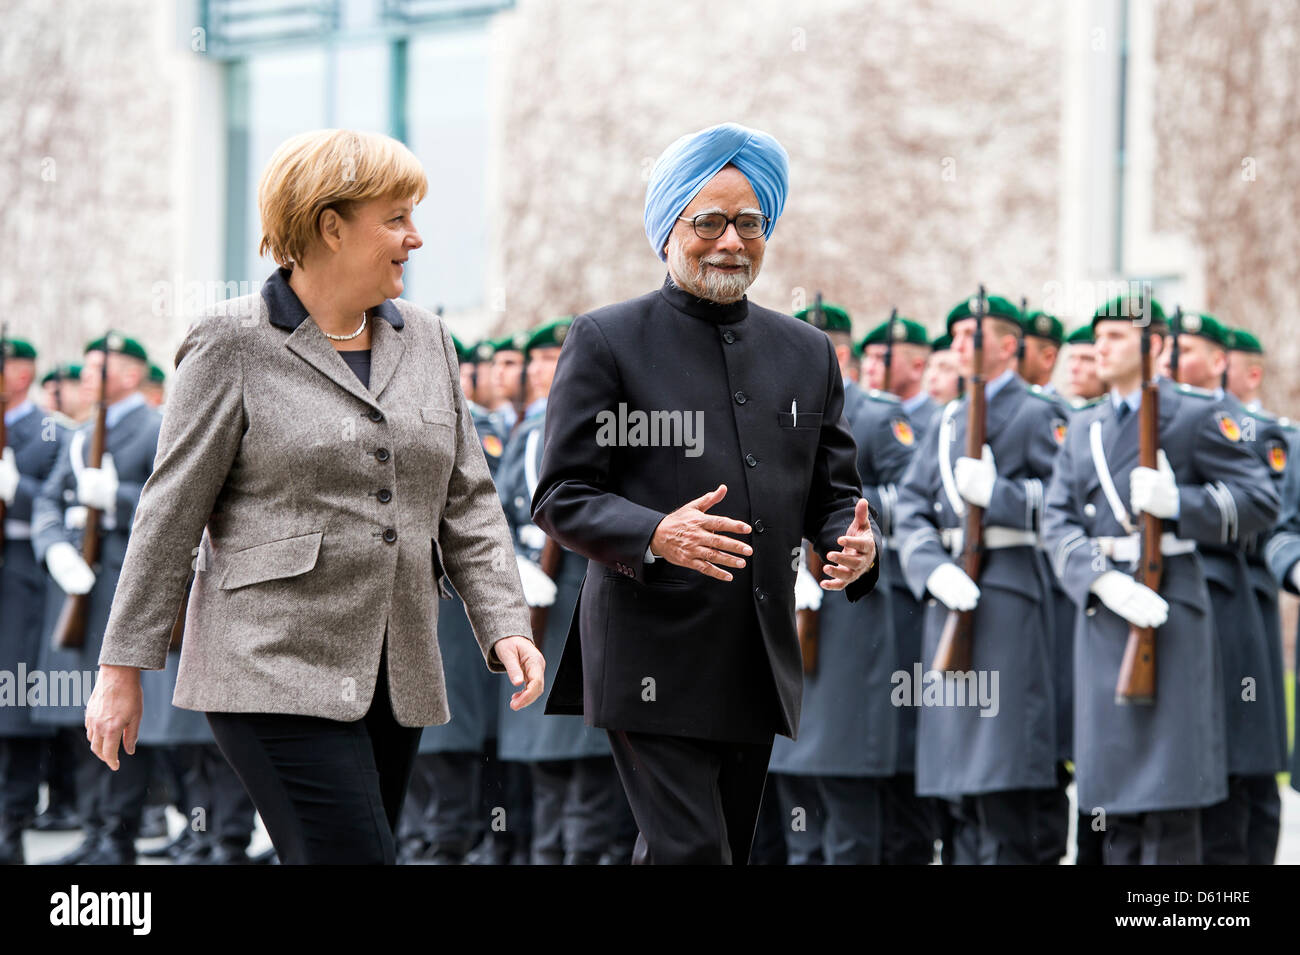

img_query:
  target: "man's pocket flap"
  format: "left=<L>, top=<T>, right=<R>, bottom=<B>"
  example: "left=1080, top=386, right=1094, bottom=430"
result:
left=220, top=532, right=323, bottom=590
left=421, top=406, right=457, bottom=427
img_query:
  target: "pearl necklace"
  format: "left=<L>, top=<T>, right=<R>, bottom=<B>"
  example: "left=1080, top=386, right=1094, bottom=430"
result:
left=319, top=312, right=367, bottom=342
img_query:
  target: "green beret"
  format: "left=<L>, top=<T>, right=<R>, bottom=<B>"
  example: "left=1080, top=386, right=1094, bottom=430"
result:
left=1021, top=310, right=1064, bottom=345
left=63, top=362, right=83, bottom=380
left=1173, top=311, right=1228, bottom=348
left=1225, top=327, right=1263, bottom=355
left=858, top=317, right=929, bottom=351
left=451, top=334, right=475, bottom=365
left=945, top=293, right=1022, bottom=336
left=490, top=332, right=528, bottom=355
left=472, top=340, right=495, bottom=363
left=147, top=363, right=166, bottom=384
left=2, top=338, right=36, bottom=361
left=1064, top=325, right=1094, bottom=346
left=931, top=334, right=953, bottom=351
left=1090, top=294, right=1166, bottom=330
left=84, top=331, right=148, bottom=363
left=41, top=368, right=60, bottom=386
left=793, top=302, right=852, bottom=334
left=525, top=317, right=573, bottom=355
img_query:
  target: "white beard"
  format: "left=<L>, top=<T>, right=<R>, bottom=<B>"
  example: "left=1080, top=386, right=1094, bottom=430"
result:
left=667, top=239, right=755, bottom=304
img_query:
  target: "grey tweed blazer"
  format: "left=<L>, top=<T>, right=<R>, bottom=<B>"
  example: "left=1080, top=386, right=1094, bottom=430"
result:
left=98, top=269, right=533, bottom=726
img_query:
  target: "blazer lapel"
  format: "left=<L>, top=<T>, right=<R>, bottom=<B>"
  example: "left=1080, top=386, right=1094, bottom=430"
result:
left=284, top=319, right=379, bottom=411
left=367, top=315, right=406, bottom=401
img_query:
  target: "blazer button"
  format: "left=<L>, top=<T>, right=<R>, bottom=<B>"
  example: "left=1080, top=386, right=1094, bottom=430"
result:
left=754, top=587, right=767, bottom=601
left=753, top=519, right=765, bottom=533
left=368, top=409, right=384, bottom=423
left=745, top=453, right=757, bottom=468
left=382, top=527, right=398, bottom=544
left=377, top=488, right=392, bottom=504
left=734, top=391, right=747, bottom=404
left=722, top=330, right=735, bottom=344
left=375, top=447, right=391, bottom=462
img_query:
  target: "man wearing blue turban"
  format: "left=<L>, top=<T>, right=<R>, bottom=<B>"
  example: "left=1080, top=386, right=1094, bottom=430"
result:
left=532, top=123, right=882, bottom=864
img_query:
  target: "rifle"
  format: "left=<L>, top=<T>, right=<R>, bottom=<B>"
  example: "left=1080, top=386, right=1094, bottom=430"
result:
left=883, top=307, right=898, bottom=395
left=796, top=549, right=823, bottom=675
left=932, top=286, right=988, bottom=673
left=1115, top=302, right=1161, bottom=704
left=1168, top=305, right=1182, bottom=384
left=528, top=535, right=562, bottom=653
left=51, top=343, right=111, bottom=649
left=1, top=322, right=8, bottom=564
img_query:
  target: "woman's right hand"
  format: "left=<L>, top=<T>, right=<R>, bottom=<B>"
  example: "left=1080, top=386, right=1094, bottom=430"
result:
left=85, top=664, right=144, bottom=771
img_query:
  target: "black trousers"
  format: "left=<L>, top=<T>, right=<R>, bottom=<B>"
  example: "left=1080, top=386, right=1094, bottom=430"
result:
left=774, top=773, right=884, bottom=864
left=772, top=773, right=824, bottom=865
left=528, top=756, right=628, bottom=864
left=1105, top=808, right=1201, bottom=864
left=1201, top=774, right=1281, bottom=865
left=881, top=773, right=939, bottom=865
left=206, top=644, right=421, bottom=865
left=0, top=736, right=44, bottom=822
left=607, top=729, right=772, bottom=865
left=945, top=788, right=1063, bottom=865
left=398, top=751, right=483, bottom=855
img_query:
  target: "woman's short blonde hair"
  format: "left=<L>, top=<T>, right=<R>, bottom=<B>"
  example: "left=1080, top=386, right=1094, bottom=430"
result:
left=257, top=129, right=429, bottom=267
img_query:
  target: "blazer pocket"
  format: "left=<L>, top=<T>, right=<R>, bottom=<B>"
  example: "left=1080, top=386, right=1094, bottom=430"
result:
left=421, top=406, right=457, bottom=428
left=219, top=532, right=323, bottom=591
left=777, top=411, right=823, bottom=430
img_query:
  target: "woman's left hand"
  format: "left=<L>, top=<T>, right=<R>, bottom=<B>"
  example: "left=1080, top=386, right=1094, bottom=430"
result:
left=494, top=636, right=545, bottom=710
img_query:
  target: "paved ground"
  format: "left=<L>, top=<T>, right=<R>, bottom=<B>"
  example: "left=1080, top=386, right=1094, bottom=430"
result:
left=17, top=783, right=1300, bottom=864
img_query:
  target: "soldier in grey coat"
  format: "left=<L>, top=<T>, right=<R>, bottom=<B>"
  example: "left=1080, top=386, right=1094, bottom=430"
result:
left=495, top=319, right=630, bottom=865
left=768, top=305, right=913, bottom=865
left=0, top=339, right=65, bottom=864
left=894, top=294, right=1064, bottom=864
left=1042, top=297, right=1278, bottom=864
left=1159, top=314, right=1289, bottom=864
left=31, top=335, right=163, bottom=864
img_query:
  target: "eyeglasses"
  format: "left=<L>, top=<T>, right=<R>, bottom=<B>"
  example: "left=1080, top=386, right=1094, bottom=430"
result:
left=676, top=212, right=768, bottom=241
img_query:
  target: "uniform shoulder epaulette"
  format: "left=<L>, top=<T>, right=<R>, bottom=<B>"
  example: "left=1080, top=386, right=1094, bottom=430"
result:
left=1175, top=383, right=1215, bottom=399
left=1025, top=384, right=1061, bottom=404
left=1074, top=396, right=1105, bottom=410
left=1246, top=406, right=1279, bottom=423
left=865, top=388, right=900, bottom=404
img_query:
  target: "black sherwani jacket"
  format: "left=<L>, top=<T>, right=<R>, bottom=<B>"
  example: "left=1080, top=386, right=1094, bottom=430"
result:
left=532, top=277, right=881, bottom=743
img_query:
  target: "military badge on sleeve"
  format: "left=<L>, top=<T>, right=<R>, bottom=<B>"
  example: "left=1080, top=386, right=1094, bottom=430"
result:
left=1267, top=439, right=1287, bottom=472
left=1052, top=418, right=1068, bottom=445
left=1217, top=414, right=1241, bottom=442
left=482, top=434, right=503, bottom=458
left=891, top=418, right=915, bottom=446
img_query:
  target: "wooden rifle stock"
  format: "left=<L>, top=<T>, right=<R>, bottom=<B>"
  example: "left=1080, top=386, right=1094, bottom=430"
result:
left=796, top=550, right=823, bottom=675
left=52, top=360, right=110, bottom=651
left=932, top=288, right=987, bottom=673
left=1116, top=324, right=1161, bottom=704
left=528, top=535, right=562, bottom=652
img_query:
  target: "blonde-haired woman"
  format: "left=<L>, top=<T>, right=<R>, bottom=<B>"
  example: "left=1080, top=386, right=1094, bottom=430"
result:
left=84, top=129, right=543, bottom=864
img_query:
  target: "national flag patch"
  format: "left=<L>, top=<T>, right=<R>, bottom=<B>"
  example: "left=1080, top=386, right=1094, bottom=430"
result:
left=1267, top=439, right=1287, bottom=472
left=1052, top=418, right=1068, bottom=445
left=482, top=434, right=503, bottom=458
left=891, top=418, right=915, bottom=446
left=1217, top=414, right=1241, bottom=442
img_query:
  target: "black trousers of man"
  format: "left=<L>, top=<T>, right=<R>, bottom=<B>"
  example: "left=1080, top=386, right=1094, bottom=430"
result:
left=775, top=773, right=884, bottom=864
left=607, top=730, right=773, bottom=865
left=881, top=773, right=939, bottom=865
left=398, top=751, right=484, bottom=861
left=1104, top=808, right=1201, bottom=864
left=946, top=788, right=1063, bottom=865
left=1201, top=774, right=1281, bottom=865
left=528, top=756, right=630, bottom=864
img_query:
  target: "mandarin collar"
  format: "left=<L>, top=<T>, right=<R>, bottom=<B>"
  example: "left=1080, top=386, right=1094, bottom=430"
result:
left=260, top=266, right=404, bottom=332
left=657, top=274, right=749, bottom=325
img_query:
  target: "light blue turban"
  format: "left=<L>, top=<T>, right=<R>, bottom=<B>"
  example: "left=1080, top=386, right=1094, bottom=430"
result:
left=643, top=123, right=790, bottom=262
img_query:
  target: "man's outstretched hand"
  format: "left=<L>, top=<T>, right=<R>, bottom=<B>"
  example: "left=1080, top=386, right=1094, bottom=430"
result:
left=650, top=484, right=753, bottom=582
left=820, top=498, right=877, bottom=590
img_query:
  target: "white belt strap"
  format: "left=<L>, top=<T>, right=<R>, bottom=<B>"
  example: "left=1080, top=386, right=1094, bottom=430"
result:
left=1096, top=532, right=1196, bottom=566
left=938, top=400, right=965, bottom=518
left=4, top=518, right=32, bottom=540
left=1089, top=419, right=1134, bottom=535
left=940, top=525, right=1038, bottom=556
left=524, top=427, right=542, bottom=501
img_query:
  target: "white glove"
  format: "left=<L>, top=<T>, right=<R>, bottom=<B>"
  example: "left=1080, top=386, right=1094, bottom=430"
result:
left=64, top=505, right=88, bottom=531
left=926, top=563, right=980, bottom=611
left=954, top=444, right=997, bottom=508
left=795, top=560, right=823, bottom=611
left=1090, top=570, right=1169, bottom=628
left=76, top=452, right=118, bottom=512
left=516, top=554, right=557, bottom=608
left=1288, top=562, right=1300, bottom=594
left=46, top=540, right=95, bottom=595
left=0, top=448, right=18, bottom=506
left=1129, top=449, right=1178, bottom=519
